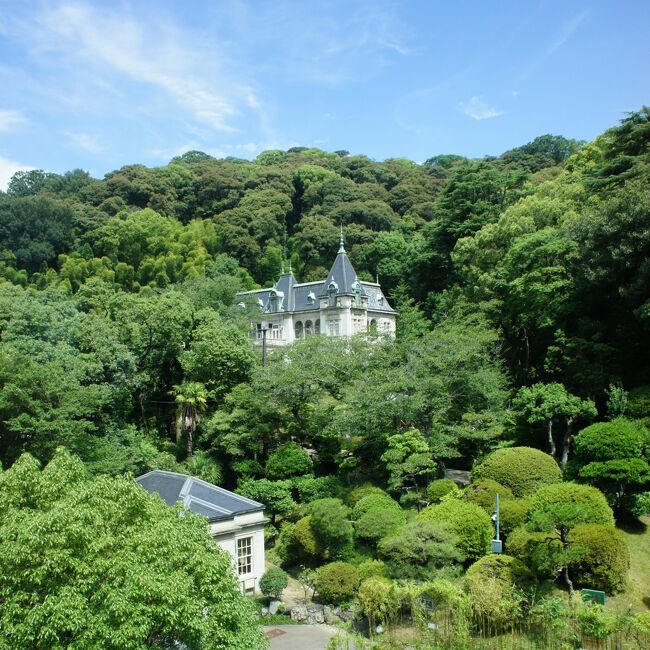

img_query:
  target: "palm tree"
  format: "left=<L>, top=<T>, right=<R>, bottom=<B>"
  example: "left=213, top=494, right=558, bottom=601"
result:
left=170, top=382, right=207, bottom=459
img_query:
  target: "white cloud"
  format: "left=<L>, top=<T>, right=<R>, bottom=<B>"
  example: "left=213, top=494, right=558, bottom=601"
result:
left=0, top=156, right=34, bottom=191
left=459, top=96, right=504, bottom=121
left=547, top=11, right=589, bottom=55
left=65, top=131, right=104, bottom=154
left=0, top=109, right=28, bottom=133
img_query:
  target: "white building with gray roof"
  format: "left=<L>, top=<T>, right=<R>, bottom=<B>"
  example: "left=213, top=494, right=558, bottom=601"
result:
left=237, top=234, right=396, bottom=346
left=136, top=470, right=267, bottom=594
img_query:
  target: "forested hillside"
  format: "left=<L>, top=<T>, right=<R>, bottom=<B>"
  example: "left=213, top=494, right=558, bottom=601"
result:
left=0, top=108, right=648, bottom=488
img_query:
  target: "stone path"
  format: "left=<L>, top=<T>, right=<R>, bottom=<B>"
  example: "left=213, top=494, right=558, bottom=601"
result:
left=263, top=624, right=341, bottom=650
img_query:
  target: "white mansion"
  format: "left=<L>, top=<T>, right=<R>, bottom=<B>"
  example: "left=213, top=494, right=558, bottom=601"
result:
left=237, top=235, right=396, bottom=346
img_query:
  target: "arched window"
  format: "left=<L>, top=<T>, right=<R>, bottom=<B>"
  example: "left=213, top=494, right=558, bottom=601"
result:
left=305, top=320, right=313, bottom=337
left=295, top=321, right=303, bottom=339
left=315, top=319, right=321, bottom=335
left=369, top=319, right=378, bottom=335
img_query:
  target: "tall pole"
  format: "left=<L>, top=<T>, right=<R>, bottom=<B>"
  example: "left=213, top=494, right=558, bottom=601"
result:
left=261, top=326, right=268, bottom=367
left=495, top=492, right=500, bottom=541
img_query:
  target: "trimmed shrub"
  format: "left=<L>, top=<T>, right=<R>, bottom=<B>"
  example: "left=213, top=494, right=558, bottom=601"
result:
left=505, top=527, right=556, bottom=573
left=292, top=475, right=343, bottom=503
left=345, top=484, right=388, bottom=507
left=275, top=521, right=297, bottom=565
left=499, top=499, right=531, bottom=539
left=265, top=443, right=313, bottom=480
left=568, top=524, right=630, bottom=593
left=356, top=507, right=406, bottom=544
left=472, top=447, right=562, bottom=497
left=378, top=520, right=463, bottom=579
left=308, top=498, right=353, bottom=559
left=466, top=554, right=536, bottom=589
left=315, top=562, right=360, bottom=604
left=357, top=559, right=385, bottom=582
left=427, top=479, right=460, bottom=504
left=352, top=494, right=401, bottom=521
left=419, top=500, right=492, bottom=561
left=293, top=516, right=321, bottom=557
left=259, top=567, right=289, bottom=599
left=464, top=573, right=523, bottom=632
left=464, top=479, right=513, bottom=511
left=357, top=577, right=399, bottom=629
left=529, top=482, right=614, bottom=528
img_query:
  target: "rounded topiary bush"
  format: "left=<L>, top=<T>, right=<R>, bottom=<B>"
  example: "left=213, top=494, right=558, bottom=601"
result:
left=568, top=524, right=630, bottom=593
left=355, top=507, right=406, bottom=544
left=505, top=527, right=560, bottom=578
left=352, top=494, right=401, bottom=521
left=316, top=561, right=360, bottom=604
left=346, top=484, right=388, bottom=507
left=427, top=479, right=460, bottom=504
left=466, top=554, right=536, bottom=589
left=419, top=499, right=492, bottom=561
left=259, top=566, right=289, bottom=599
left=472, top=447, right=562, bottom=497
left=265, top=442, right=313, bottom=480
left=464, top=479, right=513, bottom=511
left=292, top=516, right=321, bottom=557
left=530, top=483, right=614, bottom=527
left=499, top=499, right=531, bottom=540
left=357, top=559, right=385, bottom=582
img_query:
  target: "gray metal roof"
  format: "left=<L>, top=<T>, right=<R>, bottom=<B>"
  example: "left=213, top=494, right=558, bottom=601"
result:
left=136, top=470, right=264, bottom=522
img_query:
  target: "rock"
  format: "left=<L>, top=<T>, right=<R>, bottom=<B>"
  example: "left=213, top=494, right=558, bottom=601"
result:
left=290, top=606, right=308, bottom=622
left=338, top=608, right=355, bottom=622
left=269, top=600, right=281, bottom=615
left=261, top=607, right=269, bottom=616
left=323, top=606, right=340, bottom=624
left=310, top=608, right=325, bottom=624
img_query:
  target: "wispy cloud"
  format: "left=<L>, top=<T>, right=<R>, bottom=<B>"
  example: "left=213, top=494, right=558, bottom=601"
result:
left=547, top=11, right=589, bottom=54
left=0, top=109, right=28, bottom=132
left=65, top=131, right=104, bottom=154
left=0, top=156, right=34, bottom=191
left=459, top=96, right=504, bottom=121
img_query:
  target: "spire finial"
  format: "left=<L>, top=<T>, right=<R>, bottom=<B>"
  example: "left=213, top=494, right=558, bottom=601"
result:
left=338, top=224, right=345, bottom=253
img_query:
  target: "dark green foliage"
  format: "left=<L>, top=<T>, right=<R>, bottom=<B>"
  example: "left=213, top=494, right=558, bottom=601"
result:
left=506, top=527, right=558, bottom=575
left=355, top=506, right=406, bottom=544
left=419, top=499, right=493, bottom=561
left=265, top=442, right=314, bottom=480
left=292, top=475, right=343, bottom=503
left=259, top=567, right=289, bottom=599
left=377, top=519, right=463, bottom=578
left=466, top=554, right=537, bottom=589
left=236, top=478, right=295, bottom=525
left=315, top=562, right=360, bottom=604
left=427, top=479, right=460, bottom=504
left=292, top=516, right=321, bottom=558
left=568, top=524, right=630, bottom=593
left=307, top=498, right=353, bottom=559
left=472, top=447, right=562, bottom=497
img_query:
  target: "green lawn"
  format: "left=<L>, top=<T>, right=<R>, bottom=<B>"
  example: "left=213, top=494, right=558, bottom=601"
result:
left=607, top=515, right=650, bottom=613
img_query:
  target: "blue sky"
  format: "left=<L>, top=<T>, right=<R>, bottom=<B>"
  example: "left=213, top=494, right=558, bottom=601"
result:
left=0, top=0, right=648, bottom=188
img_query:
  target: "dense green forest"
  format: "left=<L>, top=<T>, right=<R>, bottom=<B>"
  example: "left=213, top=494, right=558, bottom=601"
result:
left=1, top=109, right=649, bottom=647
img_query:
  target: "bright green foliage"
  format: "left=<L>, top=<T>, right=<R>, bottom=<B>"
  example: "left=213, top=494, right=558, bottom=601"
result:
left=0, top=450, right=265, bottom=649
left=499, top=498, right=531, bottom=540
left=170, top=381, right=207, bottom=458
left=464, top=479, right=513, bottom=510
left=265, top=442, right=313, bottom=480
left=357, top=577, right=399, bottom=632
left=571, top=419, right=650, bottom=512
left=472, top=447, right=562, bottom=497
left=356, top=559, right=385, bottom=581
left=307, top=498, right=353, bottom=559
left=259, top=567, right=289, bottom=600
left=346, top=484, right=388, bottom=507
left=419, top=500, right=493, bottom=561
left=427, top=478, right=460, bottom=504
left=351, top=494, right=401, bottom=520
left=568, top=524, right=630, bottom=593
left=377, top=519, right=463, bottom=578
left=463, top=572, right=524, bottom=633
left=465, top=554, right=536, bottom=589
left=506, top=527, right=559, bottom=576
left=237, top=478, right=295, bottom=525
left=354, top=506, right=406, bottom=544
left=291, top=517, right=321, bottom=558
left=380, top=428, right=436, bottom=493
left=315, top=562, right=360, bottom=604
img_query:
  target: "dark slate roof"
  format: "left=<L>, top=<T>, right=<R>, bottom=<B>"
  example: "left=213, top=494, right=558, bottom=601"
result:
left=360, top=282, right=396, bottom=313
left=321, top=246, right=362, bottom=296
left=136, top=470, right=264, bottom=522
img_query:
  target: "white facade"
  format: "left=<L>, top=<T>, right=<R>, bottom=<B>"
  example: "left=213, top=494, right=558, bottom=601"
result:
left=238, top=239, right=397, bottom=347
left=210, top=510, right=267, bottom=594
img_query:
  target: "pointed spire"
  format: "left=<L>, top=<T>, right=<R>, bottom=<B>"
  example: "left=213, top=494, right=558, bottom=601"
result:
left=338, top=224, right=345, bottom=254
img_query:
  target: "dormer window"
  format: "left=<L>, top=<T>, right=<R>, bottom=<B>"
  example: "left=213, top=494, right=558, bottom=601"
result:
left=328, top=281, right=338, bottom=293
left=257, top=298, right=264, bottom=310
left=377, top=295, right=384, bottom=306
left=307, top=291, right=316, bottom=306
left=268, top=289, right=284, bottom=313
left=351, top=280, right=361, bottom=306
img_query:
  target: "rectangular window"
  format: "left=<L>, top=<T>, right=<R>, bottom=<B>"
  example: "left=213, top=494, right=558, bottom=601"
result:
left=237, top=536, right=253, bottom=575
left=328, top=319, right=340, bottom=336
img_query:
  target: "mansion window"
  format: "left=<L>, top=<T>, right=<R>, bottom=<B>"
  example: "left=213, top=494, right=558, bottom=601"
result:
left=328, top=319, right=340, bottom=336
left=295, top=321, right=304, bottom=339
left=352, top=317, right=364, bottom=334
left=237, top=536, right=253, bottom=576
